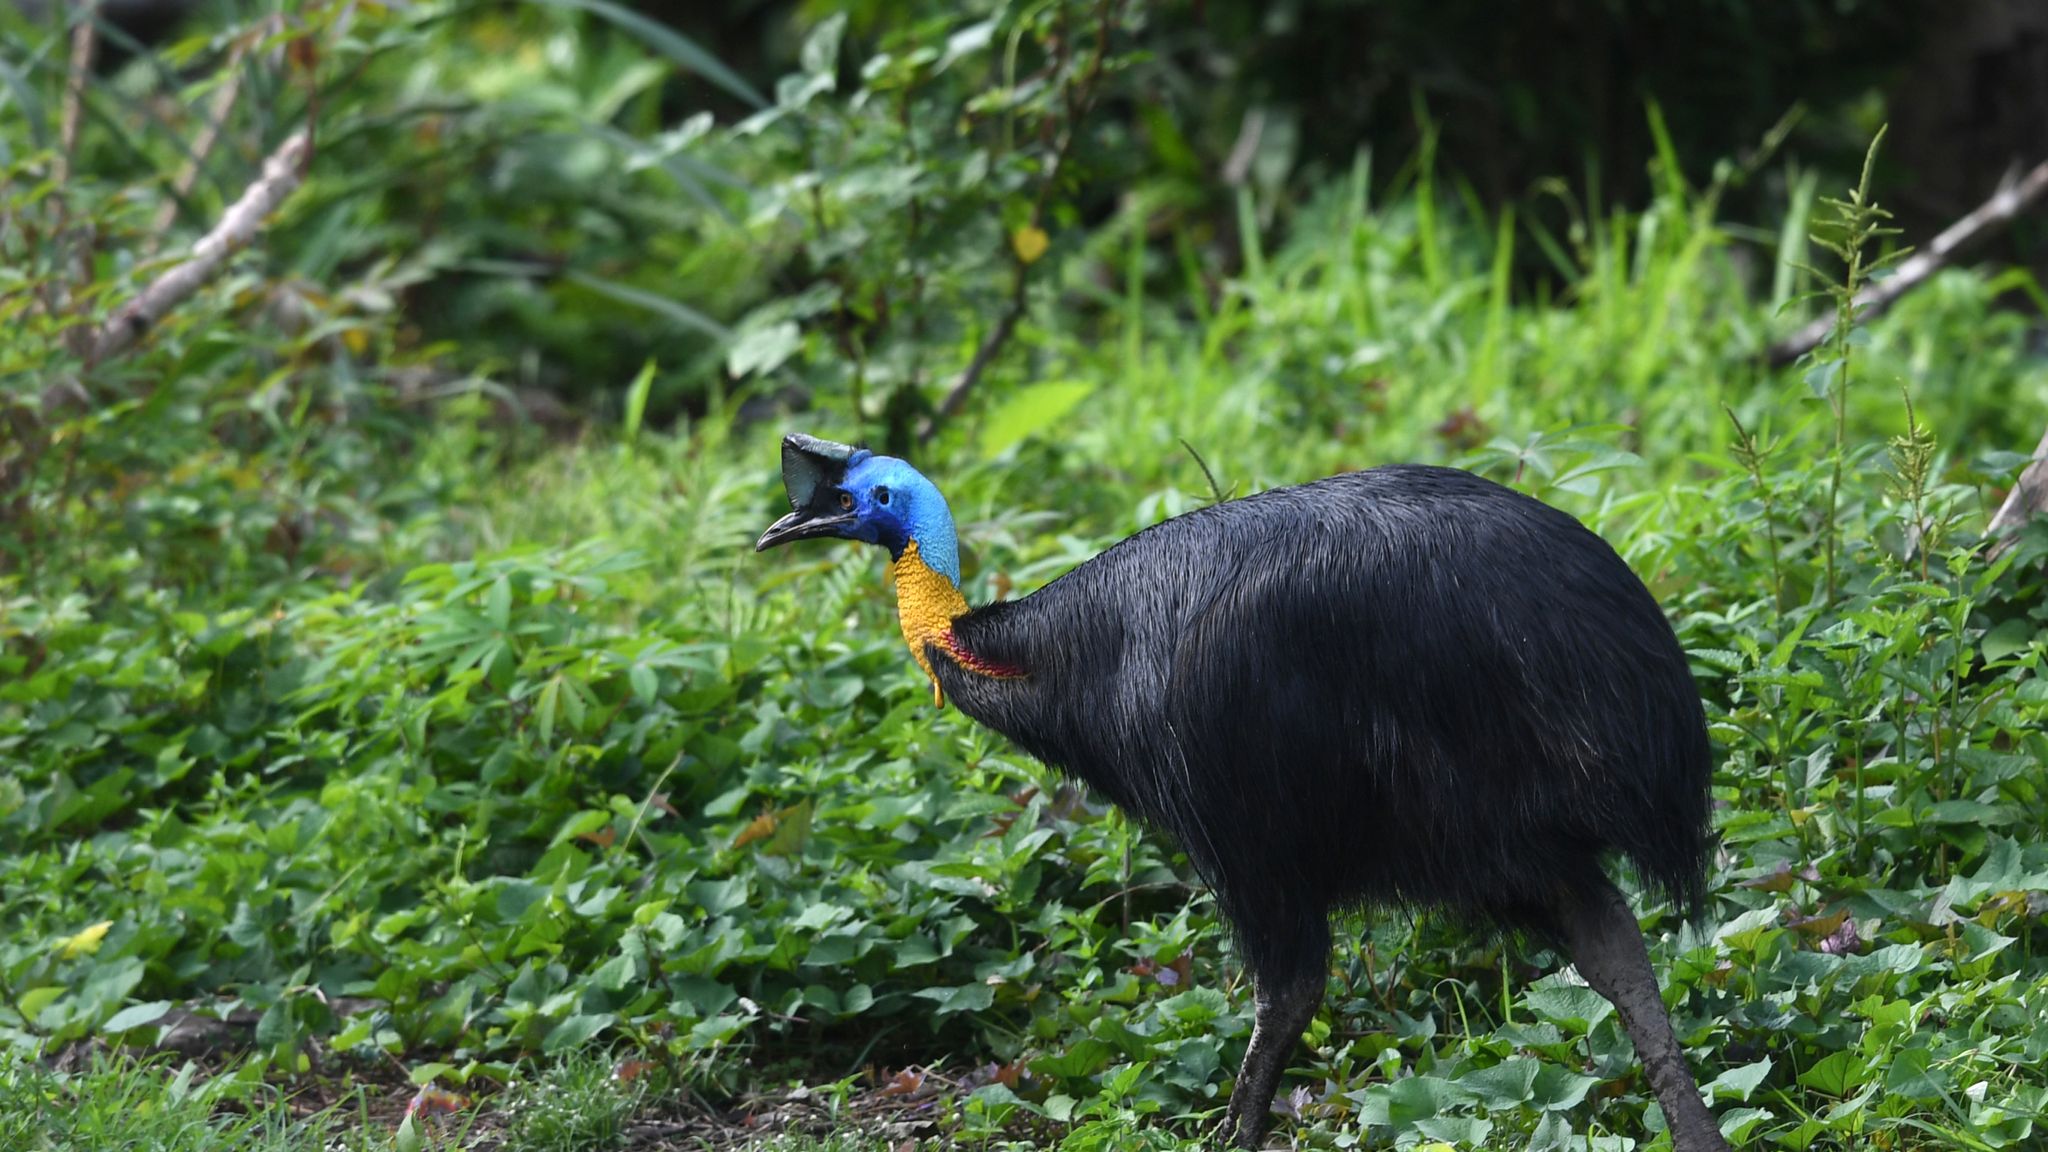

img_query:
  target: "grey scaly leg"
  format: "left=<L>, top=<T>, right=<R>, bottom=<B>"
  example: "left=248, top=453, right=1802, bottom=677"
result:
left=1561, top=878, right=1731, bottom=1152
left=1219, top=959, right=1326, bottom=1148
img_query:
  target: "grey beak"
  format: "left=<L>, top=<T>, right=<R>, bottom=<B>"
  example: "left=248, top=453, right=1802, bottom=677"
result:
left=755, top=508, right=858, bottom=551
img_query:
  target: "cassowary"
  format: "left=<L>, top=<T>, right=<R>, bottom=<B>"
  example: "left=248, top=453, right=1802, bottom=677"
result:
left=756, top=433, right=1727, bottom=1152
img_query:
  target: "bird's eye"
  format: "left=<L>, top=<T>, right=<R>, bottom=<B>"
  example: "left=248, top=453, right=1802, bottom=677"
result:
left=838, top=491, right=854, bottom=512
left=874, top=486, right=890, bottom=506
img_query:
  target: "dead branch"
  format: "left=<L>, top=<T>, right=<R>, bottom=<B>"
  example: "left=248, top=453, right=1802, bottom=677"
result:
left=55, top=2, right=97, bottom=184
left=87, top=129, right=311, bottom=366
left=1222, top=107, right=1266, bottom=187
left=1770, top=156, right=2048, bottom=366
left=147, top=34, right=260, bottom=253
left=922, top=0, right=1120, bottom=441
left=930, top=263, right=1028, bottom=430
left=49, top=1, right=100, bottom=338
left=1986, top=423, right=2048, bottom=557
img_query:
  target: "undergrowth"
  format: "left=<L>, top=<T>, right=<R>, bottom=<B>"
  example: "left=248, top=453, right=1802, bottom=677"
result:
left=4, top=3, right=2048, bottom=1151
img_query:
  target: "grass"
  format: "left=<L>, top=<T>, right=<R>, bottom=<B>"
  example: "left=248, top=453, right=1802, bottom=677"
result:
left=6, top=38, right=2048, bottom=1150
left=0, top=1053, right=392, bottom=1152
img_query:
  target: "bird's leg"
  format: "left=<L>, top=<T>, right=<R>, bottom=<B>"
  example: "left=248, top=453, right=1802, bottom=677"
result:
left=1561, top=879, right=1729, bottom=1152
left=1218, top=959, right=1326, bottom=1149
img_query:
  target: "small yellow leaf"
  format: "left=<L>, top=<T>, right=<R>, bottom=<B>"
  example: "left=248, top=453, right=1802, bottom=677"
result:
left=731, top=810, right=777, bottom=850
left=1011, top=225, right=1049, bottom=265
left=57, top=921, right=113, bottom=959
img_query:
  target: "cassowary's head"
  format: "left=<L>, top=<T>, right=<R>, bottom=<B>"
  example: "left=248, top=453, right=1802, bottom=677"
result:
left=754, top=433, right=961, bottom=586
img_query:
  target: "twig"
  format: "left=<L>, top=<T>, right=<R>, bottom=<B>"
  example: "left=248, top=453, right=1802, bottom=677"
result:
left=1221, top=107, right=1265, bottom=187
left=87, top=129, right=311, bottom=366
left=147, top=33, right=259, bottom=253
left=930, top=266, right=1027, bottom=430
left=50, top=1, right=100, bottom=337
left=1986, top=423, right=2048, bottom=558
left=1178, top=436, right=1233, bottom=504
left=923, top=0, right=1120, bottom=440
left=55, top=2, right=97, bottom=184
left=1770, top=156, right=2048, bottom=366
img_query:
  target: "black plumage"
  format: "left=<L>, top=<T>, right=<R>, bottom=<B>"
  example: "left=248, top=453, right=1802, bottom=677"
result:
left=760, top=444, right=1727, bottom=1152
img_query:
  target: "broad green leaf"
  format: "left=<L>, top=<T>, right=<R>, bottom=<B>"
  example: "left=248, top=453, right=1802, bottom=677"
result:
left=1160, top=987, right=1228, bottom=1026
left=978, top=380, right=1094, bottom=460
left=1030, top=1038, right=1114, bottom=1081
left=1796, top=1050, right=1863, bottom=1097
left=1455, top=1057, right=1538, bottom=1108
left=1982, top=618, right=2036, bottom=662
left=1349, top=1074, right=1467, bottom=1129
left=912, top=983, right=993, bottom=1015
left=629, top=663, right=658, bottom=704
left=1530, top=1064, right=1602, bottom=1112
left=799, top=13, right=846, bottom=77
left=543, top=1012, right=614, bottom=1053
left=1707, top=1057, right=1774, bottom=1103
left=1415, top=1117, right=1493, bottom=1146
left=101, top=1001, right=172, bottom=1033
left=727, top=321, right=801, bottom=379
left=1520, top=979, right=1614, bottom=1031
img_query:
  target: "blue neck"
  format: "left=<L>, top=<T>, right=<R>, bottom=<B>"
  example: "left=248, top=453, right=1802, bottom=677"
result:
left=904, top=494, right=960, bottom=585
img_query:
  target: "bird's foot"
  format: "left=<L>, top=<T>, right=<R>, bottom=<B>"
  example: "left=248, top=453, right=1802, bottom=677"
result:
left=1208, top=1105, right=1267, bottom=1150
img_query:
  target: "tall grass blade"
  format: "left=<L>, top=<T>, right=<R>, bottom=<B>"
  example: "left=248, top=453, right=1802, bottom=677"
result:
left=524, top=0, right=767, bottom=109
left=566, top=269, right=730, bottom=338
left=1772, top=167, right=1819, bottom=310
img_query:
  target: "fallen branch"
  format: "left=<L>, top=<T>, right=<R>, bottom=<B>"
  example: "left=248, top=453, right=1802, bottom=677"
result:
left=1769, top=156, right=2048, bottom=366
left=1986, top=423, right=2048, bottom=557
left=87, top=129, right=310, bottom=366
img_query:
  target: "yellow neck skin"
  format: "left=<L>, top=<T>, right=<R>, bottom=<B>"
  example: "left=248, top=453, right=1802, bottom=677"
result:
left=892, top=540, right=970, bottom=707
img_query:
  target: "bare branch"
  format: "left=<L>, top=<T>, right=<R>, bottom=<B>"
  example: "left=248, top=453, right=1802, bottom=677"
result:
left=88, top=130, right=311, bottom=367
left=147, top=35, right=259, bottom=254
left=49, top=1, right=101, bottom=330
left=1221, top=108, right=1265, bottom=187
left=922, top=0, right=1121, bottom=441
left=56, top=2, right=98, bottom=183
left=1770, top=156, right=2048, bottom=366
left=929, top=264, right=1028, bottom=431
left=1987, top=424, right=2048, bottom=558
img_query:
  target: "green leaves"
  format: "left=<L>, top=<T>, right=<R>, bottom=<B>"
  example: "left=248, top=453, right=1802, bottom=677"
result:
left=543, top=1013, right=614, bottom=1054
left=522, top=0, right=765, bottom=108
left=913, top=983, right=995, bottom=1015
left=7, top=14, right=2048, bottom=1145
left=979, top=380, right=1095, bottom=460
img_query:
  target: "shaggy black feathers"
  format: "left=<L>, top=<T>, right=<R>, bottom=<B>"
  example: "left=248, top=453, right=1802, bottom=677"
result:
left=930, top=466, right=1726, bottom=1150
left=936, top=465, right=1710, bottom=955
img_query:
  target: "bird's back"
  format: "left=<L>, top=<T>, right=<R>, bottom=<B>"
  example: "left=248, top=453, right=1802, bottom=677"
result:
left=937, top=465, right=1711, bottom=933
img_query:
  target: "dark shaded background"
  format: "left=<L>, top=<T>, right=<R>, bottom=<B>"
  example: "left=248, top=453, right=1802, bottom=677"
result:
left=665, top=0, right=2048, bottom=247
left=66, top=0, right=2048, bottom=239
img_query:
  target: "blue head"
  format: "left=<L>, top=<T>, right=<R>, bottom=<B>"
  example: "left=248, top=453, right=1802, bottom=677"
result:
left=755, top=434, right=960, bottom=584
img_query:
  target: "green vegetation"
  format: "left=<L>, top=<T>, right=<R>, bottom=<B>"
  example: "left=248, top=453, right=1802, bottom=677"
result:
left=4, top=1, right=2048, bottom=1149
